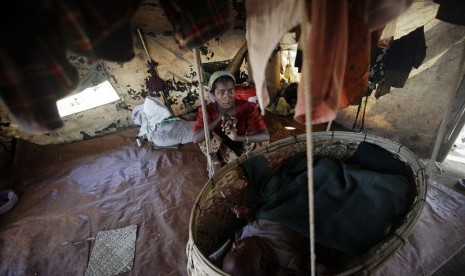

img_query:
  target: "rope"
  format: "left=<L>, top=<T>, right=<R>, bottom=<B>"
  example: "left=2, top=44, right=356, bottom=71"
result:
left=299, top=0, right=315, bottom=275
left=326, top=120, right=332, bottom=131
left=427, top=42, right=465, bottom=176
left=352, top=99, right=363, bottom=131
left=352, top=88, right=371, bottom=132
left=193, top=48, right=214, bottom=177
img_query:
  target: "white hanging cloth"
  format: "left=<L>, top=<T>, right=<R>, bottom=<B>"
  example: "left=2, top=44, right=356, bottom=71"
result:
left=245, top=0, right=303, bottom=115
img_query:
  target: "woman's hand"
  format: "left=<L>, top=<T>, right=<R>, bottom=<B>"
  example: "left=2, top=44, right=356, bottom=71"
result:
left=221, top=115, right=236, bottom=130
left=221, top=116, right=238, bottom=139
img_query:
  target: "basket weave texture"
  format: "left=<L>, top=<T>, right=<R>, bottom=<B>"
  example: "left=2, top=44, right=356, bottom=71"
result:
left=187, top=131, right=427, bottom=276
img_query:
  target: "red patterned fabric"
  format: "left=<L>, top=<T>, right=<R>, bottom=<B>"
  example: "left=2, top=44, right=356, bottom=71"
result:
left=159, top=0, right=234, bottom=49
left=0, top=0, right=141, bottom=133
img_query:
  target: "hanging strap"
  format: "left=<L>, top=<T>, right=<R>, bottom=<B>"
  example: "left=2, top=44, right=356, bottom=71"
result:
left=359, top=93, right=369, bottom=132
left=352, top=88, right=372, bottom=132
left=352, top=99, right=363, bottom=131
left=193, top=48, right=214, bottom=177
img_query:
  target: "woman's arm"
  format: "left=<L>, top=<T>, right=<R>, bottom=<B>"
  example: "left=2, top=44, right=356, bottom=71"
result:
left=225, top=127, right=270, bottom=143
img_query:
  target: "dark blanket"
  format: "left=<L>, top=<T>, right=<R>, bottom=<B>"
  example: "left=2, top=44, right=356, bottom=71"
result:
left=243, top=153, right=310, bottom=239
left=241, top=144, right=411, bottom=254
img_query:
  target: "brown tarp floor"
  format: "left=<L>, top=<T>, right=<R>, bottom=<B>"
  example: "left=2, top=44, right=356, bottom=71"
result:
left=1, top=113, right=465, bottom=275
left=1, top=128, right=206, bottom=275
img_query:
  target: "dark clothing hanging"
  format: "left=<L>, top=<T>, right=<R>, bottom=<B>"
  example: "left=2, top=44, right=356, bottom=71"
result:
left=367, top=46, right=392, bottom=99
left=0, top=0, right=142, bottom=133
left=433, top=0, right=465, bottom=26
left=374, top=81, right=392, bottom=99
left=384, top=26, right=427, bottom=88
left=369, top=47, right=388, bottom=86
left=351, top=45, right=388, bottom=130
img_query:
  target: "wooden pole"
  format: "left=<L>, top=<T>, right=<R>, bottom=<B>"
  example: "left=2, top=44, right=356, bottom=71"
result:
left=193, top=48, right=214, bottom=177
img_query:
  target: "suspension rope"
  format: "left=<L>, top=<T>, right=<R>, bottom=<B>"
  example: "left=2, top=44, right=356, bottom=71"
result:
left=299, top=0, right=315, bottom=274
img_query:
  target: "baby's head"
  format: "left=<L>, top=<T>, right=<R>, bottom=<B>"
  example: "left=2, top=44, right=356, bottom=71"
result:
left=222, top=236, right=275, bottom=276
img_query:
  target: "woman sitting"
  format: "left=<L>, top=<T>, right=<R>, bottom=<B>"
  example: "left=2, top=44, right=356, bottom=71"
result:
left=192, top=70, right=270, bottom=171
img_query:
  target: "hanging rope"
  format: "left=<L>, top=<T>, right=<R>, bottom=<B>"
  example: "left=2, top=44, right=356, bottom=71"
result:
left=326, top=120, right=332, bottom=131
left=299, top=0, right=315, bottom=275
left=193, top=48, right=214, bottom=177
left=427, top=42, right=465, bottom=176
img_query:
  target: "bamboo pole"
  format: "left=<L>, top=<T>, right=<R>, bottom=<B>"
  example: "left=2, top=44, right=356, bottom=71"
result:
left=193, top=48, right=214, bottom=177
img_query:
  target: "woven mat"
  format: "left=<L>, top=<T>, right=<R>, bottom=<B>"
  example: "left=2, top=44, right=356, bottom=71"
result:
left=85, top=225, right=138, bottom=276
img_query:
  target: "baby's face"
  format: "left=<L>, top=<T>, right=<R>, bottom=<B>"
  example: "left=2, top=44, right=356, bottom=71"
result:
left=222, top=236, right=272, bottom=276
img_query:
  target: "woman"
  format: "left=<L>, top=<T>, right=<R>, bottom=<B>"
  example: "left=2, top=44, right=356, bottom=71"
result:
left=192, top=70, right=270, bottom=169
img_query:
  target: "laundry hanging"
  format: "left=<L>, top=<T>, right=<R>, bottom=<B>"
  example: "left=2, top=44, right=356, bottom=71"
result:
left=245, top=0, right=303, bottom=115
left=291, top=0, right=413, bottom=124
left=433, top=0, right=465, bottom=26
left=368, top=47, right=390, bottom=99
left=384, top=26, right=427, bottom=88
left=362, top=25, right=426, bottom=100
left=159, top=0, right=235, bottom=49
left=0, top=0, right=142, bottom=133
left=294, top=0, right=368, bottom=125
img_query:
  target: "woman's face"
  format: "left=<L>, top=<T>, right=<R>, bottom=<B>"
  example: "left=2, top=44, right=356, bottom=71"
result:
left=213, top=80, right=235, bottom=110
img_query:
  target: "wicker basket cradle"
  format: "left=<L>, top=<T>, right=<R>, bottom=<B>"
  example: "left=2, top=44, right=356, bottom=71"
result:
left=186, top=131, right=427, bottom=275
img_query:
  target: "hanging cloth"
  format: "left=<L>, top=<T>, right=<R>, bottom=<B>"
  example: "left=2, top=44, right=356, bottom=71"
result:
left=294, top=0, right=350, bottom=125
left=0, top=0, right=142, bottom=133
left=245, top=0, right=303, bottom=115
left=433, top=0, right=465, bottom=26
left=384, top=26, right=427, bottom=88
left=159, top=0, right=235, bottom=49
left=293, top=0, right=413, bottom=125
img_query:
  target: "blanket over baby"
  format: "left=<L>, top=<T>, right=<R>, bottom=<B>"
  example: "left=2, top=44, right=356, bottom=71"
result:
left=241, top=142, right=411, bottom=254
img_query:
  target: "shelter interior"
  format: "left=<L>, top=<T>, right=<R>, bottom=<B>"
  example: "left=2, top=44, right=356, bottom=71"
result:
left=1, top=0, right=465, bottom=275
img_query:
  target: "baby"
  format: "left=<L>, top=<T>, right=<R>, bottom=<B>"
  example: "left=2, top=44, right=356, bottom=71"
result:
left=222, top=205, right=316, bottom=276
left=221, top=140, right=412, bottom=275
